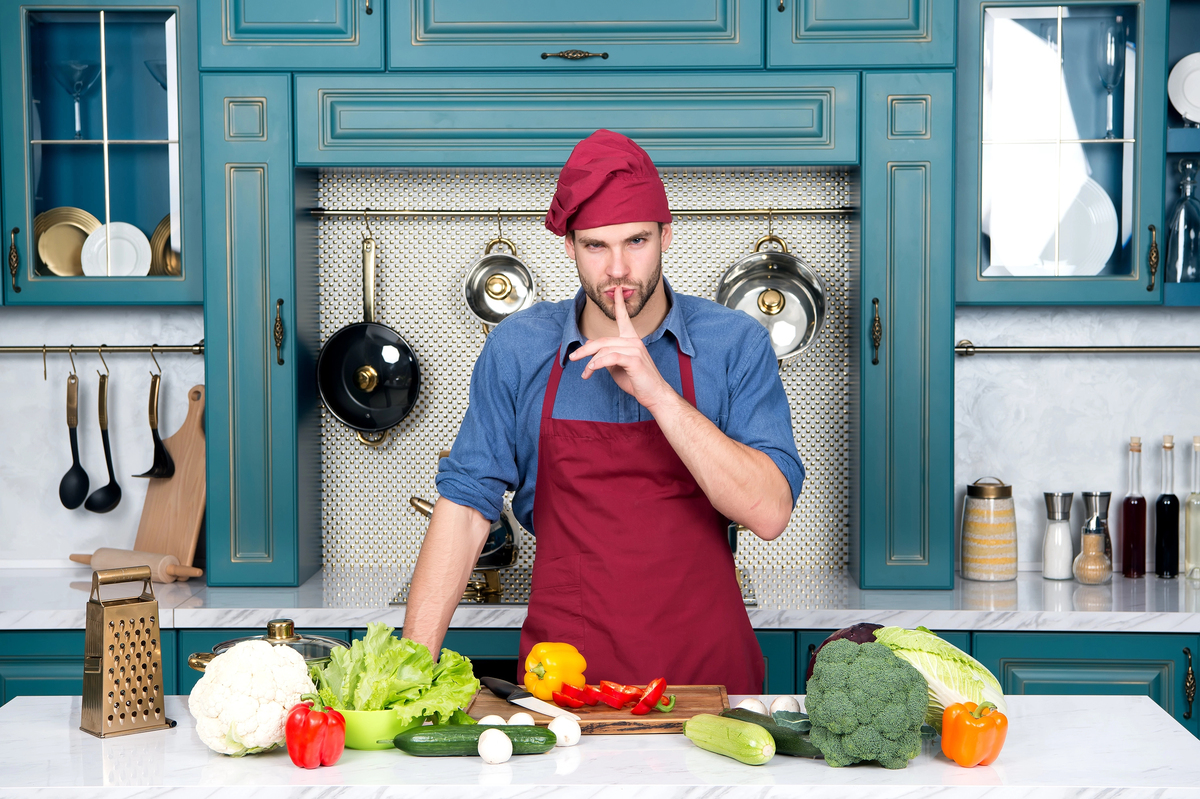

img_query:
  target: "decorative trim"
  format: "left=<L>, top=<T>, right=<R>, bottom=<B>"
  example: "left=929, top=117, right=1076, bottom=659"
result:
left=223, top=0, right=359, bottom=46
left=224, top=98, right=267, bottom=142
left=797, top=0, right=930, bottom=43
left=888, top=95, right=931, bottom=139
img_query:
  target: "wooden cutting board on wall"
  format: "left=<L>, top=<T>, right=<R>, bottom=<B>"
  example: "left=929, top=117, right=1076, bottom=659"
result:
left=133, top=385, right=205, bottom=566
left=466, top=685, right=729, bottom=734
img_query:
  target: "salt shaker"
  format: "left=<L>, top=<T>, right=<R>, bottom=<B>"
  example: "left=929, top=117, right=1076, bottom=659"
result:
left=961, top=477, right=1018, bottom=581
left=1042, top=492, right=1074, bottom=580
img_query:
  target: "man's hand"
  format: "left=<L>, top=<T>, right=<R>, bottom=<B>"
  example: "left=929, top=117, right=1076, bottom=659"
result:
left=568, top=288, right=674, bottom=411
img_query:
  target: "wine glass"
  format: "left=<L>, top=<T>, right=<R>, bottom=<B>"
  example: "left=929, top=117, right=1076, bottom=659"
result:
left=1097, top=17, right=1126, bottom=139
left=144, top=60, right=168, bottom=91
left=48, top=60, right=101, bottom=140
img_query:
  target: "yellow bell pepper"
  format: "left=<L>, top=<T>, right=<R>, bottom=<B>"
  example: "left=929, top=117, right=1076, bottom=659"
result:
left=523, top=642, right=587, bottom=701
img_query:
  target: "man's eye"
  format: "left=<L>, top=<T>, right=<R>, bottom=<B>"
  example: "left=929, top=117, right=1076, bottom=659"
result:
left=630, top=238, right=645, bottom=245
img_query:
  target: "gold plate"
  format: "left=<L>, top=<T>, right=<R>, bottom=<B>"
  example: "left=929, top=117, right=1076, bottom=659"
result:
left=33, top=207, right=101, bottom=276
left=149, top=215, right=180, bottom=276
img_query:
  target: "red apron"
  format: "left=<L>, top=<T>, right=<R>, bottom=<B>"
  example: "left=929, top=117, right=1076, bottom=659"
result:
left=518, top=343, right=764, bottom=694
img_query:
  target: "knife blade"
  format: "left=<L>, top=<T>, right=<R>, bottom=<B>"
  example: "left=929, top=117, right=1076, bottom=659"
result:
left=479, top=676, right=581, bottom=721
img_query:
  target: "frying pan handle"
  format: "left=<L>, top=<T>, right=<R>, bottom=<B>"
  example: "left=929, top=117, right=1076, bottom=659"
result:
left=754, top=234, right=790, bottom=254
left=356, top=428, right=390, bottom=447
left=363, top=237, right=377, bottom=323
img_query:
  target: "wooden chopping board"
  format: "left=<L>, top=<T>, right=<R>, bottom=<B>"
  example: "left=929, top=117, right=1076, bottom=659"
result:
left=466, top=685, right=728, bottom=734
left=133, top=385, right=205, bottom=566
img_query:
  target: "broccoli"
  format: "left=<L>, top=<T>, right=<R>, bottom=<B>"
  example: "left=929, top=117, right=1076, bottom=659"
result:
left=804, top=638, right=930, bottom=769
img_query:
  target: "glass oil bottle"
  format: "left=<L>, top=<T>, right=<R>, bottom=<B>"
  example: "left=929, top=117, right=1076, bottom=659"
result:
left=1156, top=435, right=1179, bottom=578
left=1122, top=437, right=1147, bottom=578
left=1187, top=437, right=1200, bottom=579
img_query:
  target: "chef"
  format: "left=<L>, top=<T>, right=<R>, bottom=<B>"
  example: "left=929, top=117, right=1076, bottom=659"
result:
left=402, top=130, right=804, bottom=693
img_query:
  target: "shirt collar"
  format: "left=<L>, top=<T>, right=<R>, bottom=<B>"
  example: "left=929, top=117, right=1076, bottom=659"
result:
left=558, top=278, right=695, bottom=365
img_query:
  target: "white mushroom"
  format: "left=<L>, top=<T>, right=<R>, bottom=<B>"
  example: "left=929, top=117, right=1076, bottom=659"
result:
left=770, top=695, right=802, bottom=715
left=735, top=697, right=769, bottom=715
left=547, top=715, right=581, bottom=747
left=478, top=714, right=507, bottom=726
left=507, top=711, right=536, bottom=726
left=477, top=728, right=513, bottom=764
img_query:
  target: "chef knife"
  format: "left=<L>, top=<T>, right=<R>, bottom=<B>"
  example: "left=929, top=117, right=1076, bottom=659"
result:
left=479, top=676, right=581, bottom=721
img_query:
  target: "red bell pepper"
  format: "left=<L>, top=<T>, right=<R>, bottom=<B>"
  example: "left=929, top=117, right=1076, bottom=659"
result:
left=552, top=690, right=585, bottom=709
left=285, top=693, right=345, bottom=769
left=580, top=684, right=604, bottom=706
left=600, top=681, right=642, bottom=705
left=631, top=678, right=667, bottom=715
left=558, top=683, right=588, bottom=703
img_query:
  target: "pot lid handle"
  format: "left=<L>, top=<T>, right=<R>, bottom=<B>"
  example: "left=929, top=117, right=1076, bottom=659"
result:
left=754, top=234, right=790, bottom=254
left=266, top=618, right=302, bottom=643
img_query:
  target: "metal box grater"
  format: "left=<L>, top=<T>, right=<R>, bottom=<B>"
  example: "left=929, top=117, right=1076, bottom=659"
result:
left=80, top=567, right=175, bottom=738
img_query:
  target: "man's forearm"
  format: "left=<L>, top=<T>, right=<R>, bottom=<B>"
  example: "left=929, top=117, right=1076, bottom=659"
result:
left=650, top=390, right=794, bottom=539
left=401, top=498, right=491, bottom=657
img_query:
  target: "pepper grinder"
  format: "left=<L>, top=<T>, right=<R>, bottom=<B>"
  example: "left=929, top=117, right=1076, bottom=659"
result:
left=1042, top=492, right=1074, bottom=580
left=1082, top=491, right=1113, bottom=560
left=1075, top=492, right=1114, bottom=585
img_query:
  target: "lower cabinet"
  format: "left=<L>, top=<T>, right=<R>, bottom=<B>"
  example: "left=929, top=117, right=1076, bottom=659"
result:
left=973, top=632, right=1200, bottom=737
left=178, top=628, right=350, bottom=695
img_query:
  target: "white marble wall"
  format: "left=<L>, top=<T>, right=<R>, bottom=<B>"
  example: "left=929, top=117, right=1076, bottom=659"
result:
left=955, top=305, right=1200, bottom=573
left=0, top=306, right=204, bottom=564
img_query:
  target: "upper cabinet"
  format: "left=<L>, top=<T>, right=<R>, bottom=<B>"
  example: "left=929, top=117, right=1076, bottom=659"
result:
left=199, top=0, right=383, bottom=71
left=386, top=0, right=763, bottom=70
left=0, top=1, right=202, bottom=304
left=956, top=1, right=1168, bottom=305
left=768, top=0, right=956, bottom=67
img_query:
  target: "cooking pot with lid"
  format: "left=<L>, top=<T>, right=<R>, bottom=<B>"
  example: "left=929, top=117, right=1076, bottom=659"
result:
left=186, top=619, right=347, bottom=672
left=463, top=236, right=535, bottom=333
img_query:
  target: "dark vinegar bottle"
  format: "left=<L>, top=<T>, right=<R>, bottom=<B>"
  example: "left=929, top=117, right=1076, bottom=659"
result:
left=1122, top=437, right=1146, bottom=578
left=1156, top=435, right=1179, bottom=577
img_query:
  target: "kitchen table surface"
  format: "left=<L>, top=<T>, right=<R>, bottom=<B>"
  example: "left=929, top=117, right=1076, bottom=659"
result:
left=6, top=566, right=1200, bottom=632
left=0, top=694, right=1197, bottom=797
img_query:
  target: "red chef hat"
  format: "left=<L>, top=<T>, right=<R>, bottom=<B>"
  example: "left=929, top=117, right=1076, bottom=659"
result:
left=545, top=129, right=672, bottom=237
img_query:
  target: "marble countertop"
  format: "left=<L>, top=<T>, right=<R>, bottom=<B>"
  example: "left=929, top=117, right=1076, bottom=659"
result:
left=10, top=566, right=1200, bottom=633
left=1, top=694, right=1197, bottom=797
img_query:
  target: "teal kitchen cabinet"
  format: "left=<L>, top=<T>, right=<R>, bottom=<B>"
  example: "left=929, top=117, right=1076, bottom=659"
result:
left=0, top=630, right=177, bottom=706
left=201, top=73, right=322, bottom=586
left=857, top=72, right=955, bottom=589
left=955, top=1, right=1168, bottom=304
left=177, top=629, right=348, bottom=694
left=757, top=631, right=796, bottom=695
left=768, top=0, right=956, bottom=67
left=0, top=1, right=203, bottom=304
left=294, top=72, right=858, bottom=167
left=199, top=0, right=384, bottom=72
left=386, top=0, right=763, bottom=71
left=798, top=629, right=972, bottom=693
left=974, top=632, right=1200, bottom=736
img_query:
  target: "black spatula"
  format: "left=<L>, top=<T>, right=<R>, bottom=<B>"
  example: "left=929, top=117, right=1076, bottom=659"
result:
left=134, top=372, right=174, bottom=479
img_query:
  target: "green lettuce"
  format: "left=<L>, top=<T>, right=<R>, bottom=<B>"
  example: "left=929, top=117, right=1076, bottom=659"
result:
left=872, top=626, right=1006, bottom=732
left=310, top=622, right=481, bottom=728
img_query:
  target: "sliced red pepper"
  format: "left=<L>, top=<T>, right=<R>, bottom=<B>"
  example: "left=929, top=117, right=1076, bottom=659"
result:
left=558, top=683, right=587, bottom=703
left=596, top=691, right=627, bottom=709
left=654, top=694, right=677, bottom=713
left=552, top=690, right=585, bottom=709
left=600, top=681, right=642, bottom=705
left=580, top=684, right=604, bottom=706
left=631, top=678, right=667, bottom=715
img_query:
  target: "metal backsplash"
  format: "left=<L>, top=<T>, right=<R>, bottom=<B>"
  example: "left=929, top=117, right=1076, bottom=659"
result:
left=317, top=168, right=856, bottom=592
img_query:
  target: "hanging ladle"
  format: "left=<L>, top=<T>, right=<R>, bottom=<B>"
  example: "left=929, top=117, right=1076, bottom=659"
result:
left=84, top=348, right=121, bottom=513
left=58, top=347, right=90, bottom=509
left=133, top=346, right=175, bottom=478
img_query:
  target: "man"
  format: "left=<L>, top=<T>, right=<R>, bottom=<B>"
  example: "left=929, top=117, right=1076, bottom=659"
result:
left=402, top=130, right=804, bottom=693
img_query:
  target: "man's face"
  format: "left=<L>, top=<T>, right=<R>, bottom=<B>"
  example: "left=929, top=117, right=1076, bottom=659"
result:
left=564, top=221, right=673, bottom=321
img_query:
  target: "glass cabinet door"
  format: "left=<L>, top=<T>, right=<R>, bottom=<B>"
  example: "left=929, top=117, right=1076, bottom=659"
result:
left=957, top=1, right=1167, bottom=304
left=1, top=2, right=201, bottom=304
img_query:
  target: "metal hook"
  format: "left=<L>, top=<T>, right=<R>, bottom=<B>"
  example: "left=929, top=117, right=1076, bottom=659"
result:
left=362, top=210, right=373, bottom=239
left=96, top=346, right=109, bottom=376
left=496, top=208, right=503, bottom=240
left=67, top=346, right=77, bottom=376
left=149, top=344, right=161, bottom=376
left=42, top=345, right=47, bottom=381
left=767, top=208, right=775, bottom=239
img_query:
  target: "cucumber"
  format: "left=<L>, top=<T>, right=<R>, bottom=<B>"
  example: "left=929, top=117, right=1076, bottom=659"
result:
left=386, top=724, right=557, bottom=757
left=683, top=713, right=775, bottom=766
left=720, top=708, right=822, bottom=758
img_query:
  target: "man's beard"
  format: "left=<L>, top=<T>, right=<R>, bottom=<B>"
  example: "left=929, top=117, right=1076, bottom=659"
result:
left=581, top=256, right=663, bottom=321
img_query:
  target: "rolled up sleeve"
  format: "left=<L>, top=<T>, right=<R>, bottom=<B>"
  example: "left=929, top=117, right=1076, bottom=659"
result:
left=723, top=323, right=805, bottom=505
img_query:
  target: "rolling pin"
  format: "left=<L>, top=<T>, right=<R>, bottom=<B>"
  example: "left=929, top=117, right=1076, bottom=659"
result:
left=70, top=548, right=204, bottom=583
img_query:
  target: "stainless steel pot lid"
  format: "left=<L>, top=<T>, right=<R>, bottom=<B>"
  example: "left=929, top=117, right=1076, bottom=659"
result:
left=717, top=235, right=827, bottom=361
left=187, top=619, right=348, bottom=672
left=464, top=238, right=535, bottom=328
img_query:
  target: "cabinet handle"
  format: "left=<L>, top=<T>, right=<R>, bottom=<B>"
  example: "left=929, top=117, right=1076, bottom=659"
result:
left=8, top=227, right=20, bottom=294
left=364, top=0, right=372, bottom=14
left=541, top=50, right=609, bottom=61
left=273, top=299, right=285, bottom=366
left=778, top=0, right=786, bottom=10
left=1146, top=224, right=1159, bottom=292
left=1185, top=647, right=1196, bottom=720
left=871, top=298, right=883, bottom=365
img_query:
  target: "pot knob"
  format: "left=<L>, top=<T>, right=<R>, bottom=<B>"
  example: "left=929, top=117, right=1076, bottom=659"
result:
left=485, top=273, right=513, bottom=300
left=355, top=364, right=379, bottom=392
left=757, top=288, right=786, bottom=316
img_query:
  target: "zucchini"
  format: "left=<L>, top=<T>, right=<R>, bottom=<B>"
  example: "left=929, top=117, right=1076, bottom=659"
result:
left=386, top=724, right=557, bottom=757
left=720, top=708, right=822, bottom=758
left=683, top=713, right=775, bottom=766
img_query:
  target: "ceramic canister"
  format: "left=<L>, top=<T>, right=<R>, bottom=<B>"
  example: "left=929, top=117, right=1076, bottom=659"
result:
left=961, top=477, right=1018, bottom=581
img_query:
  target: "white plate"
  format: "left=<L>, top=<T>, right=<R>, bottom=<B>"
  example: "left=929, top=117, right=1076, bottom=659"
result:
left=81, top=223, right=152, bottom=277
left=995, top=178, right=1118, bottom=277
left=1169, top=53, right=1200, bottom=124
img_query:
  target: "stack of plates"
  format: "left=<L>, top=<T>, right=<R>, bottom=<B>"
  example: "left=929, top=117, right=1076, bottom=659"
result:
left=33, top=207, right=100, bottom=276
left=81, top=222, right=152, bottom=276
left=33, top=208, right=169, bottom=277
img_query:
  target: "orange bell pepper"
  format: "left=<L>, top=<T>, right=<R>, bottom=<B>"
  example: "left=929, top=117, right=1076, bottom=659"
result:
left=941, top=701, right=1008, bottom=768
left=523, top=642, right=587, bottom=701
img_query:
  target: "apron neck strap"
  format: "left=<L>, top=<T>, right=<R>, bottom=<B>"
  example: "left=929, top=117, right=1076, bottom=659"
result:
left=542, top=340, right=695, bottom=420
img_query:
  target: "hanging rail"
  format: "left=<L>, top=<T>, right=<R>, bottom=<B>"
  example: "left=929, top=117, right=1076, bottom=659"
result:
left=310, top=206, right=855, bottom=218
left=956, top=339, right=1200, bottom=356
left=0, top=341, right=204, bottom=355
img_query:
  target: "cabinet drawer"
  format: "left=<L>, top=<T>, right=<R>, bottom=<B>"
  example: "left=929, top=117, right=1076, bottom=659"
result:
left=769, top=0, right=955, bottom=67
left=973, top=632, right=1200, bottom=736
left=200, top=0, right=383, bottom=70
left=387, top=0, right=762, bottom=70
left=295, top=73, right=858, bottom=167
left=0, top=630, right=176, bottom=705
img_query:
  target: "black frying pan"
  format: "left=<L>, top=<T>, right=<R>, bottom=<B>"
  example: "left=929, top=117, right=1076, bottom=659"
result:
left=317, top=236, right=420, bottom=447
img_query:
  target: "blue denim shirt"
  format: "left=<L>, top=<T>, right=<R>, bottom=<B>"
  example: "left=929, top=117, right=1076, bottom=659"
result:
left=435, top=280, right=805, bottom=533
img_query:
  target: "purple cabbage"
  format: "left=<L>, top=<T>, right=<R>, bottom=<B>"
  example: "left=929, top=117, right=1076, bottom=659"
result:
left=804, top=622, right=884, bottom=681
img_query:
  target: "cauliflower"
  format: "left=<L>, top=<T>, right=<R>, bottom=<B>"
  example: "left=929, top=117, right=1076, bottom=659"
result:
left=189, top=640, right=315, bottom=756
